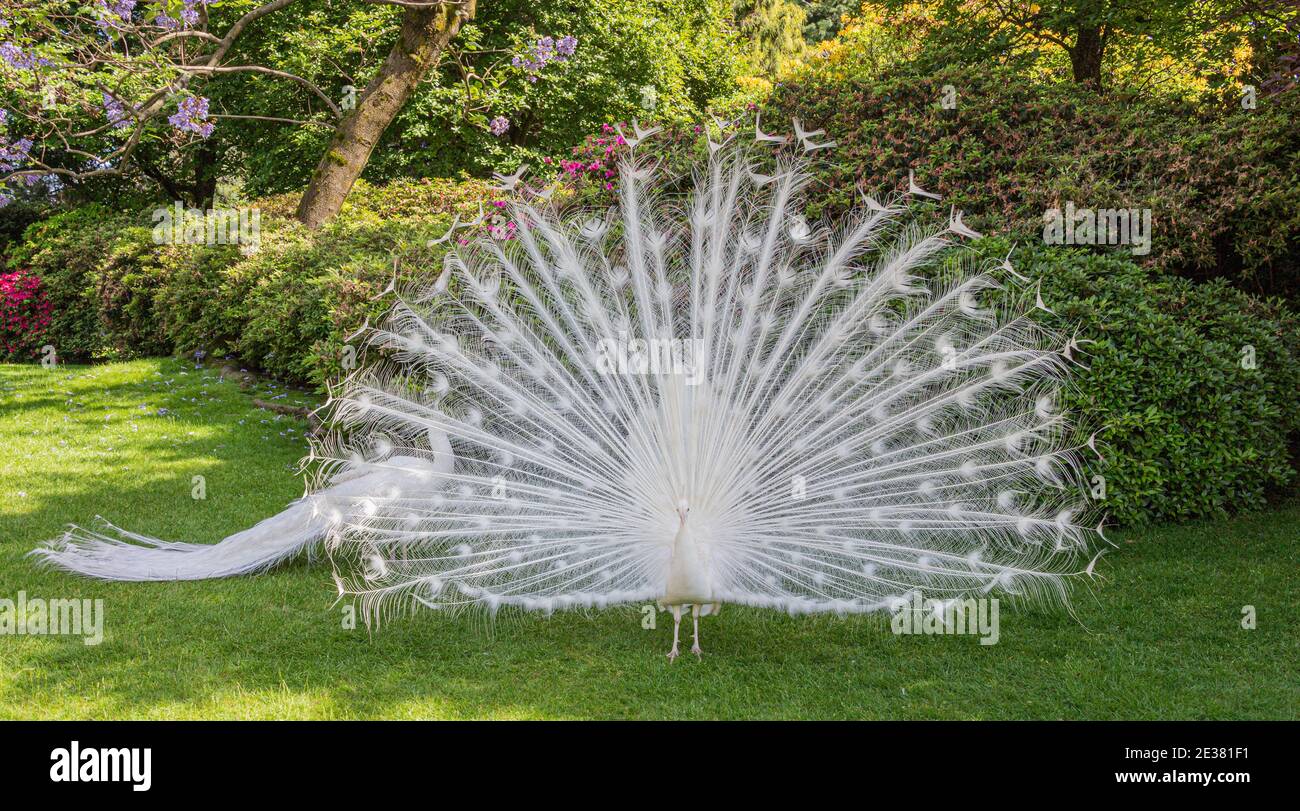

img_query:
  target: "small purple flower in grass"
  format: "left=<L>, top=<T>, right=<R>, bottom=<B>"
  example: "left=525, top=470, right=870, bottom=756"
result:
left=489, top=116, right=510, bottom=136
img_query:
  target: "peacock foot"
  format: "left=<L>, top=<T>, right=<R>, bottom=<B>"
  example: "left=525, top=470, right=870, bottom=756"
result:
left=691, top=643, right=702, bottom=659
left=667, top=644, right=680, bottom=663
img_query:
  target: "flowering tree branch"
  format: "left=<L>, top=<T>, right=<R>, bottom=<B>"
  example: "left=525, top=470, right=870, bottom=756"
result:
left=1, top=0, right=582, bottom=225
left=0, top=0, right=312, bottom=204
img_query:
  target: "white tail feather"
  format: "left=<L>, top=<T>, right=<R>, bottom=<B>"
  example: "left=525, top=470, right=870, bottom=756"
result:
left=32, top=455, right=447, bottom=581
left=310, top=134, right=1101, bottom=626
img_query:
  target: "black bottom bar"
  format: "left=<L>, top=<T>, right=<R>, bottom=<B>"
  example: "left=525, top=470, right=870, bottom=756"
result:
left=3, top=721, right=1287, bottom=797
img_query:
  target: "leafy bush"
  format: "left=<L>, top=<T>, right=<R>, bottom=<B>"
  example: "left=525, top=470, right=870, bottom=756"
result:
left=981, top=240, right=1300, bottom=525
left=768, top=59, right=1300, bottom=299
left=4, top=184, right=488, bottom=384
left=7, top=206, right=181, bottom=360
left=0, top=268, right=52, bottom=359
left=219, top=217, right=458, bottom=386
left=0, top=201, right=52, bottom=262
left=6, top=206, right=130, bottom=361
left=255, top=177, right=494, bottom=223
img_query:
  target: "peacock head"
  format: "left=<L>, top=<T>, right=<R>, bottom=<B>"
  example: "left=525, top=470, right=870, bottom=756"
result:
left=675, top=498, right=690, bottom=526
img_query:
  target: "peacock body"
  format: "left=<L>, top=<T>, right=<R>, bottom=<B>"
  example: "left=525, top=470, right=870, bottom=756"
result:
left=37, top=120, right=1103, bottom=658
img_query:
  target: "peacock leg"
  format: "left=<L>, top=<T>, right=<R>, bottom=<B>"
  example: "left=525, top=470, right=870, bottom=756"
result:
left=690, top=604, right=702, bottom=658
left=667, top=605, right=681, bottom=662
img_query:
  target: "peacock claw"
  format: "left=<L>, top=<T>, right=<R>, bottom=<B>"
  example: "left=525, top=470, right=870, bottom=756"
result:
left=667, top=646, right=679, bottom=663
left=691, top=644, right=702, bottom=659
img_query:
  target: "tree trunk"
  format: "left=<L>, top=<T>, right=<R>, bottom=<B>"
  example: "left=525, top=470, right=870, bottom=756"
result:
left=295, top=1, right=475, bottom=228
left=1069, top=25, right=1105, bottom=89
left=192, top=139, right=219, bottom=208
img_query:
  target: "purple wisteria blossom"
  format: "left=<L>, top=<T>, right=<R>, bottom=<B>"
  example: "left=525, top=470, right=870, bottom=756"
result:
left=151, top=0, right=205, bottom=31
left=0, top=133, right=40, bottom=206
left=1, top=41, right=50, bottom=70
left=168, top=96, right=214, bottom=138
left=94, top=0, right=136, bottom=29
left=102, top=92, right=131, bottom=129
left=180, top=0, right=202, bottom=27
left=511, top=35, right=577, bottom=81
left=0, top=137, right=33, bottom=172
left=489, top=116, right=510, bottom=136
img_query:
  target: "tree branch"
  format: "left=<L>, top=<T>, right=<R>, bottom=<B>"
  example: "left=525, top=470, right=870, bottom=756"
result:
left=179, top=65, right=342, bottom=119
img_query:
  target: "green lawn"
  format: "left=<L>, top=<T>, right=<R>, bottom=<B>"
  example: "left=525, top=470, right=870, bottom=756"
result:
left=0, top=358, right=1296, bottom=719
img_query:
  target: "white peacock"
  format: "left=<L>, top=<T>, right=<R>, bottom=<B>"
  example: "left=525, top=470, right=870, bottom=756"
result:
left=37, top=118, right=1105, bottom=661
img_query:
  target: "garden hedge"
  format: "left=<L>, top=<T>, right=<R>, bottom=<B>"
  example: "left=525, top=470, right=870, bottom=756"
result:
left=3, top=189, right=1296, bottom=527
left=768, top=61, right=1300, bottom=299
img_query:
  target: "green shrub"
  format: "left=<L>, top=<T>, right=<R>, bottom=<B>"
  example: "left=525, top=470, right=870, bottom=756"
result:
left=93, top=224, right=174, bottom=358
left=768, top=60, right=1300, bottom=299
left=980, top=240, right=1300, bottom=525
left=223, top=217, right=456, bottom=386
left=255, top=177, right=493, bottom=223
left=5, top=180, right=489, bottom=379
left=151, top=240, right=247, bottom=360
left=6, top=206, right=133, bottom=361
left=7, top=206, right=179, bottom=360
left=0, top=201, right=53, bottom=262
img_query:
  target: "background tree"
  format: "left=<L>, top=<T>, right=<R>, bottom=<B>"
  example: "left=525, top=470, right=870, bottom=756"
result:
left=0, top=0, right=478, bottom=225
left=733, top=0, right=808, bottom=75
left=798, top=0, right=860, bottom=42
left=866, top=0, right=1293, bottom=91
left=0, top=0, right=747, bottom=223
left=274, top=0, right=744, bottom=190
left=296, top=1, right=474, bottom=227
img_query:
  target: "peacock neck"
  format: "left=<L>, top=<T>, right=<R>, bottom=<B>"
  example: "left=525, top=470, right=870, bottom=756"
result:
left=664, top=516, right=712, bottom=605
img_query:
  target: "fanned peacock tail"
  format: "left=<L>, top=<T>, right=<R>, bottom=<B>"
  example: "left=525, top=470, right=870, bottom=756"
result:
left=311, top=124, right=1105, bottom=627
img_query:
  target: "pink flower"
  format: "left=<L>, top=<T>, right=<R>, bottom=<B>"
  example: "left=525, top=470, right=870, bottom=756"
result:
left=0, top=269, right=51, bottom=358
